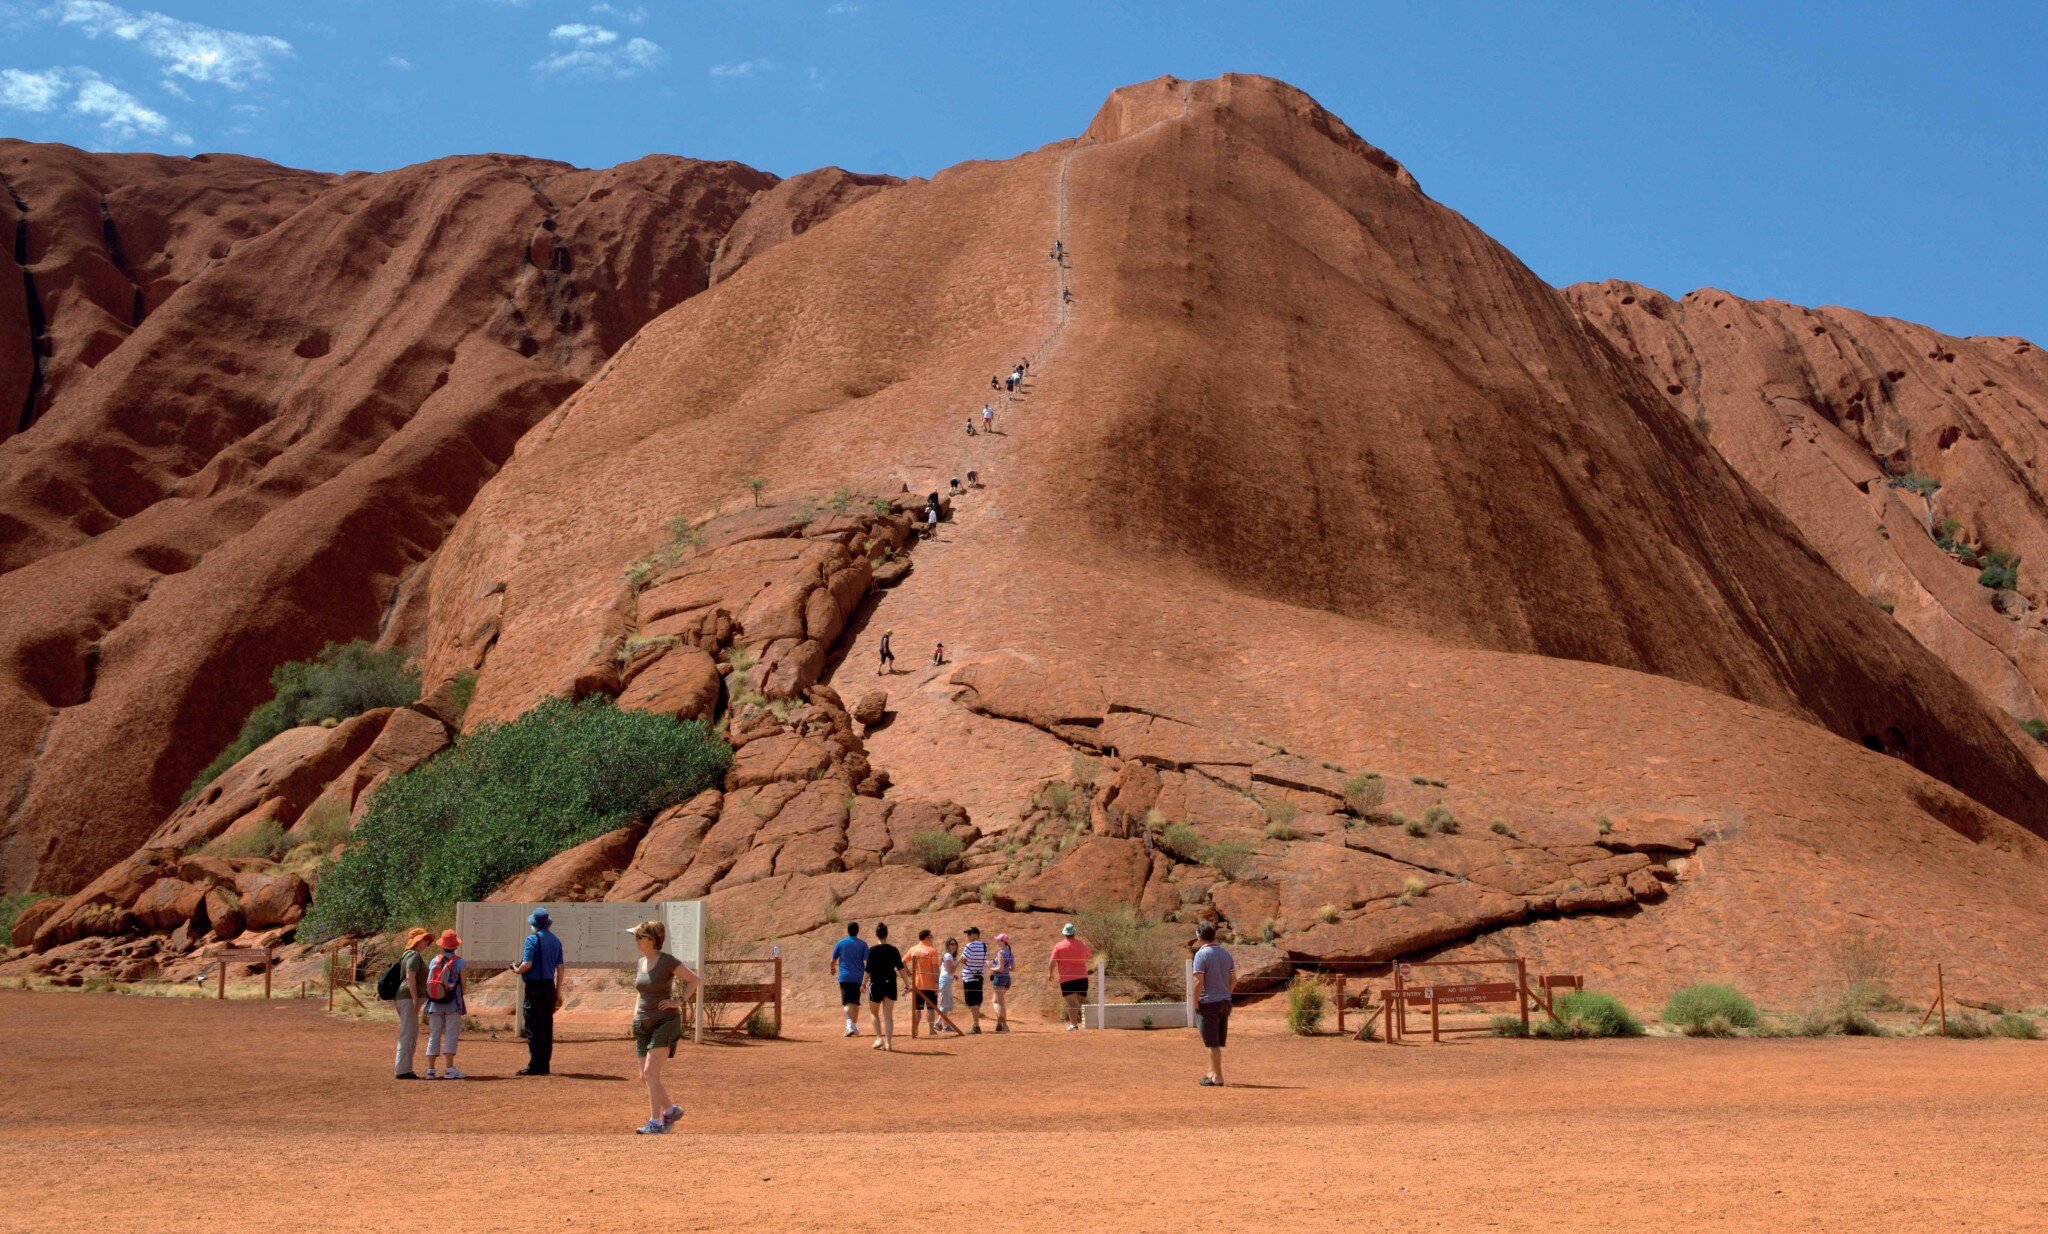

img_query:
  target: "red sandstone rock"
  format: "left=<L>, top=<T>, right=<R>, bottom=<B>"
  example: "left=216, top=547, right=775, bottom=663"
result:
left=490, top=827, right=643, bottom=903
left=130, top=878, right=210, bottom=931
left=1004, top=836, right=1150, bottom=914
left=234, top=870, right=311, bottom=929
left=296, top=707, right=451, bottom=833
left=617, top=646, right=721, bottom=722
left=1284, top=884, right=1528, bottom=963
left=607, top=791, right=721, bottom=902
left=9, top=895, right=61, bottom=947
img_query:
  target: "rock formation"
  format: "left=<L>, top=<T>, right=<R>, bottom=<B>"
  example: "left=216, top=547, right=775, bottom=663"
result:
left=1569, top=280, right=2048, bottom=728
left=7, top=76, right=2048, bottom=1006
left=0, top=142, right=889, bottom=891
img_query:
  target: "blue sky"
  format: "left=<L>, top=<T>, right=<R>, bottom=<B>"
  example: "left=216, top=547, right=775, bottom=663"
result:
left=1, top=1, right=2042, bottom=341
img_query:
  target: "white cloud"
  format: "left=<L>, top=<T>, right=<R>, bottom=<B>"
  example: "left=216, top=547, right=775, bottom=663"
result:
left=0, top=63, right=188, bottom=145
left=535, top=24, right=663, bottom=77
left=53, top=0, right=292, bottom=90
left=710, top=58, right=777, bottom=78
left=548, top=22, right=618, bottom=48
left=387, top=56, right=413, bottom=71
left=590, top=2, right=646, bottom=21
left=0, top=66, right=67, bottom=110
left=827, top=2, right=864, bottom=12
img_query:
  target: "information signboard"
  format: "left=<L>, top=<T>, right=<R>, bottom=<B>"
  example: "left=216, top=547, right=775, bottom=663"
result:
left=456, top=900, right=704, bottom=970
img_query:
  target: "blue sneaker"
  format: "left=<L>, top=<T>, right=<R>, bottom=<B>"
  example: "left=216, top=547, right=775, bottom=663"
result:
left=662, top=1104, right=683, bottom=1127
left=634, top=1118, right=668, bottom=1135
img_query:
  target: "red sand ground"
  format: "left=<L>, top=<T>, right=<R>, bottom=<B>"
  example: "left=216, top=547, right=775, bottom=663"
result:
left=3, top=990, right=2044, bottom=1232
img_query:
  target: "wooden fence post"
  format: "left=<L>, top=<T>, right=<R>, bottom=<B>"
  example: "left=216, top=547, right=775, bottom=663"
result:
left=773, top=955, right=784, bottom=1038
left=263, top=948, right=273, bottom=1001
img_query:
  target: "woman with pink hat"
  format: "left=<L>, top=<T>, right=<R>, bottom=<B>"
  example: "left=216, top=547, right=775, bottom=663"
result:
left=423, top=929, right=467, bottom=1080
left=990, top=932, right=1015, bottom=1032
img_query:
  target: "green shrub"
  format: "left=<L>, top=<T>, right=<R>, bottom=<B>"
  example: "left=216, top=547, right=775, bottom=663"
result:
left=1341, top=773, right=1384, bottom=817
left=1072, top=903, right=1185, bottom=997
left=1285, top=972, right=1325, bottom=1035
left=302, top=697, right=731, bottom=940
left=446, top=671, right=477, bottom=724
left=1978, top=551, right=2020, bottom=591
left=206, top=819, right=289, bottom=861
left=0, top=892, right=56, bottom=942
left=1945, top=1012, right=1994, bottom=1040
left=1595, top=814, right=1613, bottom=835
left=1402, top=817, right=1429, bottom=838
left=1409, top=775, right=1429, bottom=785
left=1996, top=1013, right=2041, bottom=1040
left=1424, top=805, right=1459, bottom=835
left=744, top=476, right=767, bottom=506
left=908, top=829, right=964, bottom=874
left=1260, top=796, right=1299, bottom=830
left=1198, top=839, right=1254, bottom=880
left=2024, top=719, right=2048, bottom=744
left=1663, top=983, right=1760, bottom=1032
left=1492, top=1014, right=1529, bottom=1037
left=186, top=641, right=419, bottom=801
left=1535, top=991, right=1643, bottom=1039
left=1489, top=820, right=1513, bottom=836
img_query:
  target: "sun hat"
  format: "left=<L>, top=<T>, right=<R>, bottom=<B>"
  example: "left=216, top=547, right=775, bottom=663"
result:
left=528, top=908, right=551, bottom=927
left=1061, top=922, right=1076, bottom=937
left=439, top=929, right=460, bottom=949
left=405, top=927, right=432, bottom=948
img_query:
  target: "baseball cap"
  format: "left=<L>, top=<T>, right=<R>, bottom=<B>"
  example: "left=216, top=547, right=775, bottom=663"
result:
left=965, top=926, right=980, bottom=935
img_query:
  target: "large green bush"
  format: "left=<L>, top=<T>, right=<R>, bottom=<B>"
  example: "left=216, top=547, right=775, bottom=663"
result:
left=302, top=697, right=731, bottom=940
left=186, top=640, right=420, bottom=800
left=1535, top=990, right=1644, bottom=1039
left=1663, top=983, right=1761, bottom=1034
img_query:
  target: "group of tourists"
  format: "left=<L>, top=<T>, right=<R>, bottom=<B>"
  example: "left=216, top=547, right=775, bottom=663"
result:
left=826, top=919, right=1107, bottom=1050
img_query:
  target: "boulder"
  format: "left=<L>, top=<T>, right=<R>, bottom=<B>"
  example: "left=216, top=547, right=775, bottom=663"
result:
left=727, top=732, right=837, bottom=788
left=9, top=896, right=63, bottom=948
left=1004, top=836, right=1150, bottom=914
left=1555, top=883, right=1636, bottom=914
left=203, top=887, right=245, bottom=941
left=852, top=690, right=888, bottom=726
left=235, top=871, right=311, bottom=929
left=32, top=847, right=181, bottom=950
left=176, top=855, right=240, bottom=888
left=1283, top=883, right=1527, bottom=963
left=130, top=878, right=211, bottom=931
left=1598, top=814, right=1702, bottom=854
left=296, top=706, right=452, bottom=833
left=145, top=711, right=392, bottom=852
left=1228, top=943, right=1294, bottom=992
left=607, top=791, right=722, bottom=902
left=490, top=827, right=643, bottom=903
left=617, top=646, right=722, bottom=722
left=948, top=654, right=1107, bottom=729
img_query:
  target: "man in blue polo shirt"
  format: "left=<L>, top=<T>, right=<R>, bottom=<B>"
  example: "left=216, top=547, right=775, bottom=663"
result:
left=512, top=908, right=564, bottom=1076
left=830, top=921, right=869, bottom=1038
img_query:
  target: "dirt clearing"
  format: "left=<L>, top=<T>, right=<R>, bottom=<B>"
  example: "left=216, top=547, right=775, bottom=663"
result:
left=2, top=991, right=2044, bottom=1232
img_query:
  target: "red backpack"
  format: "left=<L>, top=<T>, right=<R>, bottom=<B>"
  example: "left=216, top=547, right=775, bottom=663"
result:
left=427, top=954, right=462, bottom=1003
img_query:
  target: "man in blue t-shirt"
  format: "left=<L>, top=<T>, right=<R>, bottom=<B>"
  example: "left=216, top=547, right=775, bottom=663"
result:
left=830, top=922, right=869, bottom=1038
left=512, top=908, right=565, bottom=1076
left=1191, top=921, right=1236, bottom=1087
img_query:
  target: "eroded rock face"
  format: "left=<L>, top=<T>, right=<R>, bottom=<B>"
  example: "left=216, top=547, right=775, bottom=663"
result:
left=1570, top=280, right=2048, bottom=726
left=0, top=142, right=881, bottom=894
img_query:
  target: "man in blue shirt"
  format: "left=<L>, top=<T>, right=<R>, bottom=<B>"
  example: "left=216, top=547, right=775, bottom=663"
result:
left=512, top=908, right=564, bottom=1076
left=830, top=922, right=869, bottom=1039
left=1191, top=921, right=1235, bottom=1087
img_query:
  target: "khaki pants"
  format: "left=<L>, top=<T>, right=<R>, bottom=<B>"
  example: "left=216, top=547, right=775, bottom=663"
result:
left=394, top=997, right=421, bottom=1075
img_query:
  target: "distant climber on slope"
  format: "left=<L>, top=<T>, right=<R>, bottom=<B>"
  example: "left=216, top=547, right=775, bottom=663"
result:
left=878, top=629, right=895, bottom=675
left=982, top=404, right=996, bottom=434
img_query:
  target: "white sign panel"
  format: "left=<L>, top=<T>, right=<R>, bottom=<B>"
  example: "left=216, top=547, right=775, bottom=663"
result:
left=456, top=900, right=704, bottom=970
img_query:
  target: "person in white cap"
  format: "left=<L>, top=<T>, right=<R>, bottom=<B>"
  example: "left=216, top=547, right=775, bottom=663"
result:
left=1049, top=922, right=1092, bottom=1031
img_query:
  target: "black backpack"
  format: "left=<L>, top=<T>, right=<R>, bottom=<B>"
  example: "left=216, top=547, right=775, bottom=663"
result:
left=376, top=956, right=406, bottom=1001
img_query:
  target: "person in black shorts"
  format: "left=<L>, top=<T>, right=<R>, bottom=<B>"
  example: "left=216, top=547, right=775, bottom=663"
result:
left=864, top=922, right=905, bottom=1052
left=878, top=629, right=895, bottom=676
left=958, top=925, right=988, bottom=1034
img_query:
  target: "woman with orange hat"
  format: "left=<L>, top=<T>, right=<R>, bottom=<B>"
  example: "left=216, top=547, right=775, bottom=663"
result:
left=394, top=926, right=432, bottom=1080
left=423, top=929, right=468, bottom=1080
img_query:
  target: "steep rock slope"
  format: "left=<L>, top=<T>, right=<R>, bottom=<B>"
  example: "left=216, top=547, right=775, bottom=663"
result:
left=415, top=75, right=2048, bottom=999
left=1569, top=280, right=2048, bottom=723
left=0, top=144, right=898, bottom=892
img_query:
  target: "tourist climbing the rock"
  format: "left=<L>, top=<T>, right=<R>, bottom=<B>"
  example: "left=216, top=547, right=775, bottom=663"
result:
left=512, top=908, right=563, bottom=1076
left=1004, top=370, right=1018, bottom=394
left=990, top=933, right=1014, bottom=1032
left=949, top=476, right=964, bottom=496
left=924, top=505, right=939, bottom=538
left=832, top=921, right=869, bottom=1038
left=982, top=403, right=995, bottom=433
left=1050, top=922, right=1092, bottom=1031
left=936, top=937, right=960, bottom=1033
left=1191, top=921, right=1235, bottom=1087
left=423, top=929, right=466, bottom=1080
left=966, top=416, right=977, bottom=436
left=932, top=641, right=946, bottom=665
left=865, top=921, right=903, bottom=1051
left=392, top=926, right=430, bottom=1080
left=966, top=469, right=980, bottom=489
left=626, top=918, right=697, bottom=1135
left=959, top=925, right=987, bottom=1034
left=878, top=630, right=895, bottom=675
left=905, top=928, right=942, bottom=1038
left=990, top=375, right=1001, bottom=393
left=1050, top=239, right=1064, bottom=263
